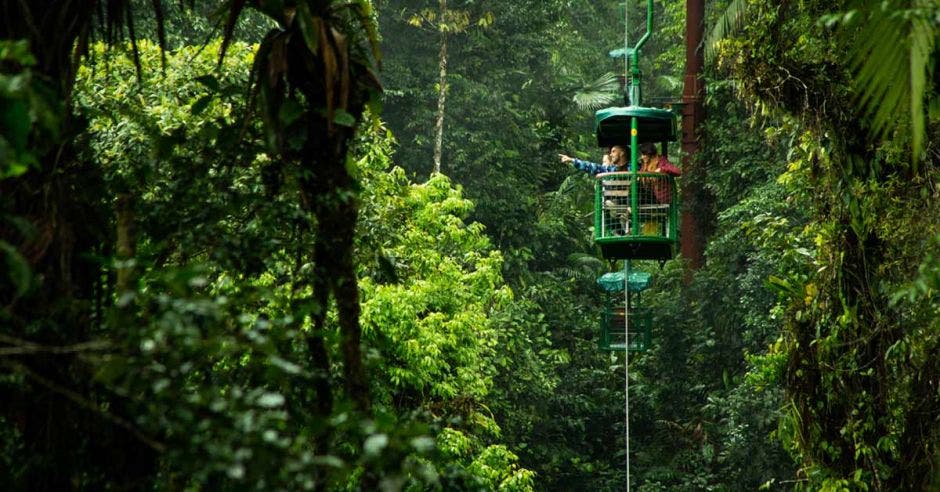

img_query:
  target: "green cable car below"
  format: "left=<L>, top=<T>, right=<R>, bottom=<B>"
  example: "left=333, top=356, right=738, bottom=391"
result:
left=583, top=1, right=688, bottom=487
left=596, top=270, right=652, bottom=352
left=581, top=1, right=685, bottom=487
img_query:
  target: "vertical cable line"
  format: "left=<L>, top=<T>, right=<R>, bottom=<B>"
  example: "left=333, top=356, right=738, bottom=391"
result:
left=624, top=260, right=630, bottom=492
left=623, top=3, right=631, bottom=490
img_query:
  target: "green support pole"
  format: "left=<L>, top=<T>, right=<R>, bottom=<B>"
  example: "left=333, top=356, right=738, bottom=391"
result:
left=629, top=58, right=641, bottom=107
left=630, top=117, right=638, bottom=236
left=627, top=0, right=654, bottom=107
left=595, top=177, right=602, bottom=236
left=633, top=0, right=654, bottom=52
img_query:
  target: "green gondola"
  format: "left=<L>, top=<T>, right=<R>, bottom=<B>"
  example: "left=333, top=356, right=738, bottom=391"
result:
left=596, top=270, right=652, bottom=352
left=591, top=0, right=679, bottom=262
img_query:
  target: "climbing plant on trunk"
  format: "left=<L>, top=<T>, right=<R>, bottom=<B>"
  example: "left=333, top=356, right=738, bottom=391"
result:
left=224, top=0, right=382, bottom=414
left=712, top=0, right=940, bottom=489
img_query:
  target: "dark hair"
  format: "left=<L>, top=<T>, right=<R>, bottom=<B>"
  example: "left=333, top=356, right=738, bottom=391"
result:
left=640, top=143, right=657, bottom=155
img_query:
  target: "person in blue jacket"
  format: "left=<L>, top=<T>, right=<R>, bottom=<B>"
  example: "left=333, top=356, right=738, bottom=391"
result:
left=560, top=145, right=631, bottom=234
left=558, top=145, right=628, bottom=174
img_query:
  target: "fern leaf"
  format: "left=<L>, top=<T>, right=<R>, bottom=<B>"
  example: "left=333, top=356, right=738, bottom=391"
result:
left=705, top=0, right=747, bottom=62
left=573, top=72, right=621, bottom=110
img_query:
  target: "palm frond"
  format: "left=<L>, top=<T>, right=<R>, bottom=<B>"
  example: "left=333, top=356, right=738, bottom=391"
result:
left=573, top=72, right=621, bottom=111
left=847, top=0, right=937, bottom=162
left=705, top=0, right=747, bottom=62
left=655, top=74, right=682, bottom=92
left=553, top=253, right=606, bottom=282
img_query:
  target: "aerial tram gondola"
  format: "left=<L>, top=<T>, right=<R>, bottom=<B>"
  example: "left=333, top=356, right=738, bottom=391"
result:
left=593, top=106, right=678, bottom=261
left=592, top=0, right=679, bottom=263
left=591, top=0, right=679, bottom=356
left=586, top=2, right=680, bottom=488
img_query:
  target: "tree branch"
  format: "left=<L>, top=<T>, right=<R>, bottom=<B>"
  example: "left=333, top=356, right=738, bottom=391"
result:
left=5, top=360, right=166, bottom=453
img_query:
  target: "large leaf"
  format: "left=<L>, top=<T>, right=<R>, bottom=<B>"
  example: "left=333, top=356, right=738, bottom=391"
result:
left=573, top=72, right=621, bottom=111
left=1, top=240, right=31, bottom=296
left=705, top=0, right=747, bottom=61
left=845, top=0, right=937, bottom=162
left=295, top=2, right=321, bottom=56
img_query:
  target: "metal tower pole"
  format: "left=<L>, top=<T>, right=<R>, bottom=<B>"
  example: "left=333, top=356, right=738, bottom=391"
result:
left=680, top=0, right=707, bottom=272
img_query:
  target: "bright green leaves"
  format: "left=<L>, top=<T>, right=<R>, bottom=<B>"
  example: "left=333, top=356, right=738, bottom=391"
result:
left=358, top=167, right=505, bottom=401
left=466, top=444, right=534, bottom=491
left=351, top=125, right=534, bottom=486
left=407, top=6, right=492, bottom=34
left=436, top=429, right=534, bottom=491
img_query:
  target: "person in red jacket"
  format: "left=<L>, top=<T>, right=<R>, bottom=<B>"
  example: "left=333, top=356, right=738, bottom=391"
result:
left=639, top=143, right=681, bottom=204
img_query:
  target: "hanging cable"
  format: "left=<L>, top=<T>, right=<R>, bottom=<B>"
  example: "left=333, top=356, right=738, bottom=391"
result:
left=623, top=3, right=633, bottom=489
left=624, top=259, right=631, bottom=492
left=624, top=4, right=632, bottom=488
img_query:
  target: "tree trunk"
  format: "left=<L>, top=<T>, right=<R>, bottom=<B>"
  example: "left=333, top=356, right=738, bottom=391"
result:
left=115, top=193, right=136, bottom=293
left=298, top=90, right=371, bottom=412
left=432, top=0, right=448, bottom=175
left=303, top=165, right=370, bottom=412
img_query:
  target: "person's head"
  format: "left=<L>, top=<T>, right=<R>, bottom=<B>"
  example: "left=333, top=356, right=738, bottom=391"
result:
left=608, top=145, right=628, bottom=166
left=639, top=143, right=658, bottom=170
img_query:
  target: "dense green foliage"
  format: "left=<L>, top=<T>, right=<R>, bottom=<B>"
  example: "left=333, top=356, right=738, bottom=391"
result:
left=712, top=1, right=940, bottom=489
left=1, top=0, right=938, bottom=490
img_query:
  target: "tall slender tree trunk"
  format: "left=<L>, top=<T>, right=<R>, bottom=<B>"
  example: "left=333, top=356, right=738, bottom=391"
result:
left=432, top=0, right=448, bottom=175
